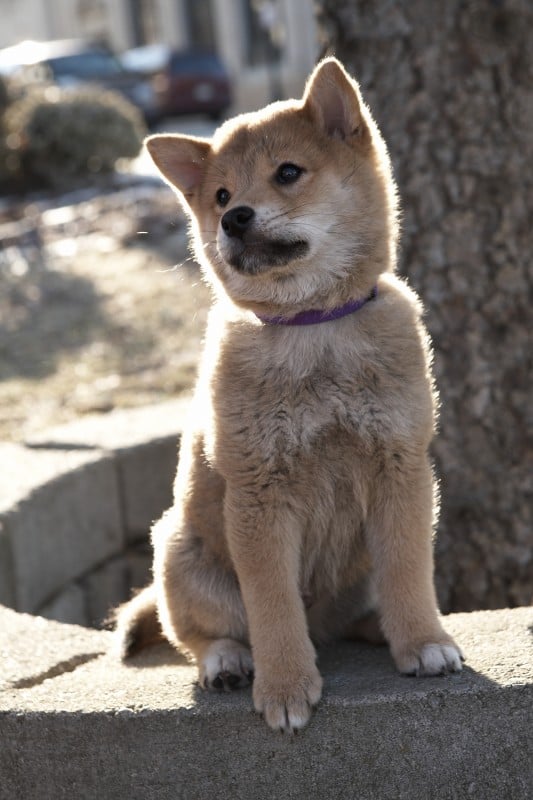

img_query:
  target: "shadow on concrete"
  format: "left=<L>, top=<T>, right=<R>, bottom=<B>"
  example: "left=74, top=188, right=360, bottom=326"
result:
left=316, top=639, right=503, bottom=697
left=23, top=440, right=101, bottom=451
left=121, top=636, right=505, bottom=722
left=122, top=641, right=189, bottom=669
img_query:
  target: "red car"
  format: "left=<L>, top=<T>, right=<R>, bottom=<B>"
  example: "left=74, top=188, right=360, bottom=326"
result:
left=121, top=46, right=232, bottom=121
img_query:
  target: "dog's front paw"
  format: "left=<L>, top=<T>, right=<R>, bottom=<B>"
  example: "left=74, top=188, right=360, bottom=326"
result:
left=253, top=664, right=323, bottom=733
left=199, top=638, right=254, bottom=691
left=393, top=637, right=464, bottom=676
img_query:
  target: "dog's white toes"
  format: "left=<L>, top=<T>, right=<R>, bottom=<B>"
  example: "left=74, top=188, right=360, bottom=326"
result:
left=199, top=638, right=254, bottom=691
left=253, top=666, right=323, bottom=733
left=418, top=643, right=464, bottom=676
left=395, top=640, right=464, bottom=676
left=261, top=695, right=313, bottom=733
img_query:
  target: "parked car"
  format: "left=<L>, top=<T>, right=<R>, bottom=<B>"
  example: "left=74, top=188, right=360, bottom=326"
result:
left=0, top=39, right=158, bottom=122
left=121, top=45, right=232, bottom=121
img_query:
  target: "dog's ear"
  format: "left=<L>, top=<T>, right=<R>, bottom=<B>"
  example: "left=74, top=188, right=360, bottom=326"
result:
left=303, top=58, right=365, bottom=140
left=145, top=134, right=211, bottom=203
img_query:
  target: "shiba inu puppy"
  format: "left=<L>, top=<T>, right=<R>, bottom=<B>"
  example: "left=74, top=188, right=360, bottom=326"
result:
left=115, top=57, right=463, bottom=732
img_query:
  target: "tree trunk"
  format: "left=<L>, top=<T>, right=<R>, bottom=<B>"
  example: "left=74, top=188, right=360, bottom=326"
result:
left=315, top=0, right=532, bottom=612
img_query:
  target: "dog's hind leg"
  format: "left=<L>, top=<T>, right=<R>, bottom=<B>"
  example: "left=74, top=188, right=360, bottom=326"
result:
left=154, top=518, right=254, bottom=690
left=152, top=430, right=254, bottom=691
left=113, top=532, right=253, bottom=691
left=115, top=428, right=254, bottom=690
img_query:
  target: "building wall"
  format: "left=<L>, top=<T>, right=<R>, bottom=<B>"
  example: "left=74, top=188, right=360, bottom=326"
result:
left=0, top=0, right=52, bottom=46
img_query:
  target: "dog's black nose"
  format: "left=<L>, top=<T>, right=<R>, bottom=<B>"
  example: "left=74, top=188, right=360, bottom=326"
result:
left=221, top=206, right=255, bottom=239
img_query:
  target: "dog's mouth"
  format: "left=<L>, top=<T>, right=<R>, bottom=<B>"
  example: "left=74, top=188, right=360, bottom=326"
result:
left=223, top=237, right=309, bottom=275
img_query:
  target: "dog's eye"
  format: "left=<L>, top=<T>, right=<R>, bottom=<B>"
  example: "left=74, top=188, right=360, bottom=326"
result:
left=216, top=188, right=231, bottom=207
left=275, top=163, right=303, bottom=185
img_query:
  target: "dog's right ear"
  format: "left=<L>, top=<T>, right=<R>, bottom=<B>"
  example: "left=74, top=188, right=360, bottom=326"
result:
left=145, top=134, right=211, bottom=203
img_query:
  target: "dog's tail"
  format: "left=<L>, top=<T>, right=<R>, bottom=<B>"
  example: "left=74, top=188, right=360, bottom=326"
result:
left=112, top=583, right=166, bottom=659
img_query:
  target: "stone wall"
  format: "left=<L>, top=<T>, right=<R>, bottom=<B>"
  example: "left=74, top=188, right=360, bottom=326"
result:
left=315, top=0, right=532, bottom=612
left=38, top=540, right=151, bottom=628
left=0, top=400, right=187, bottom=625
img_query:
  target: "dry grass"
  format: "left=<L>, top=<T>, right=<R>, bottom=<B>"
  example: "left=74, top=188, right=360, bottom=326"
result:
left=0, top=188, right=211, bottom=441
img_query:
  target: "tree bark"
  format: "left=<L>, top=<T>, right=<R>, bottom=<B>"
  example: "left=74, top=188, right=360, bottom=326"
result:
left=315, top=0, right=532, bottom=612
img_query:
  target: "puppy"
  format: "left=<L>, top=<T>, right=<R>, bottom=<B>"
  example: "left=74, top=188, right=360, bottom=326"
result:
left=115, top=57, right=463, bottom=732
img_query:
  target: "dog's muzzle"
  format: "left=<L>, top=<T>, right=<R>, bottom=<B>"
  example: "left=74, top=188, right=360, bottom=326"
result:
left=219, top=207, right=308, bottom=274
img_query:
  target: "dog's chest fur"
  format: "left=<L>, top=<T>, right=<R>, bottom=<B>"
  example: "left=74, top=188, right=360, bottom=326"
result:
left=209, top=306, right=424, bottom=478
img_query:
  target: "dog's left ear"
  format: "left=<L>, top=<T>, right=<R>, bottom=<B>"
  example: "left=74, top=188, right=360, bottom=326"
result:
left=303, top=57, right=365, bottom=140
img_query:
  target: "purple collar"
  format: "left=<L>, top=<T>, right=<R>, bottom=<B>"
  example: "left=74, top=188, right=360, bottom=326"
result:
left=255, top=286, right=377, bottom=326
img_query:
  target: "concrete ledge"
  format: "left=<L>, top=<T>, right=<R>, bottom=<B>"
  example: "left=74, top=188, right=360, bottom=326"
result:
left=0, top=403, right=531, bottom=797
left=1, top=605, right=531, bottom=799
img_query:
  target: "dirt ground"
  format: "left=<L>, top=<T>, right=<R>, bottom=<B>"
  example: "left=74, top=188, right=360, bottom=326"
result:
left=0, top=181, right=212, bottom=441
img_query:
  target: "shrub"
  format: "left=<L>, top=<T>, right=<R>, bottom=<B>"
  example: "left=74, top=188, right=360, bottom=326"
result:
left=3, top=85, right=146, bottom=190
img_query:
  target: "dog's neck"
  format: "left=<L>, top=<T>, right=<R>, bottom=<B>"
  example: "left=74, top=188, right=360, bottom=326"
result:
left=255, top=287, right=377, bottom=327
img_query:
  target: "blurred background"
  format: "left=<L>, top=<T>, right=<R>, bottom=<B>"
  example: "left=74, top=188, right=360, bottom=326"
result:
left=0, top=0, right=317, bottom=115
left=0, top=1, right=531, bottom=619
left=0, top=0, right=318, bottom=441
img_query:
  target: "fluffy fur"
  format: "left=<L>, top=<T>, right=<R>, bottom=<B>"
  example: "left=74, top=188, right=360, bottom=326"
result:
left=114, top=58, right=463, bottom=732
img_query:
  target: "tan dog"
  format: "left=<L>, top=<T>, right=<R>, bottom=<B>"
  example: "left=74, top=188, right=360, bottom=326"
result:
left=115, top=57, right=463, bottom=732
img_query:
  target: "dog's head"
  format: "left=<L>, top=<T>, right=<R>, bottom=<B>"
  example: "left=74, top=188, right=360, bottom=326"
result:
left=147, top=58, right=398, bottom=317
